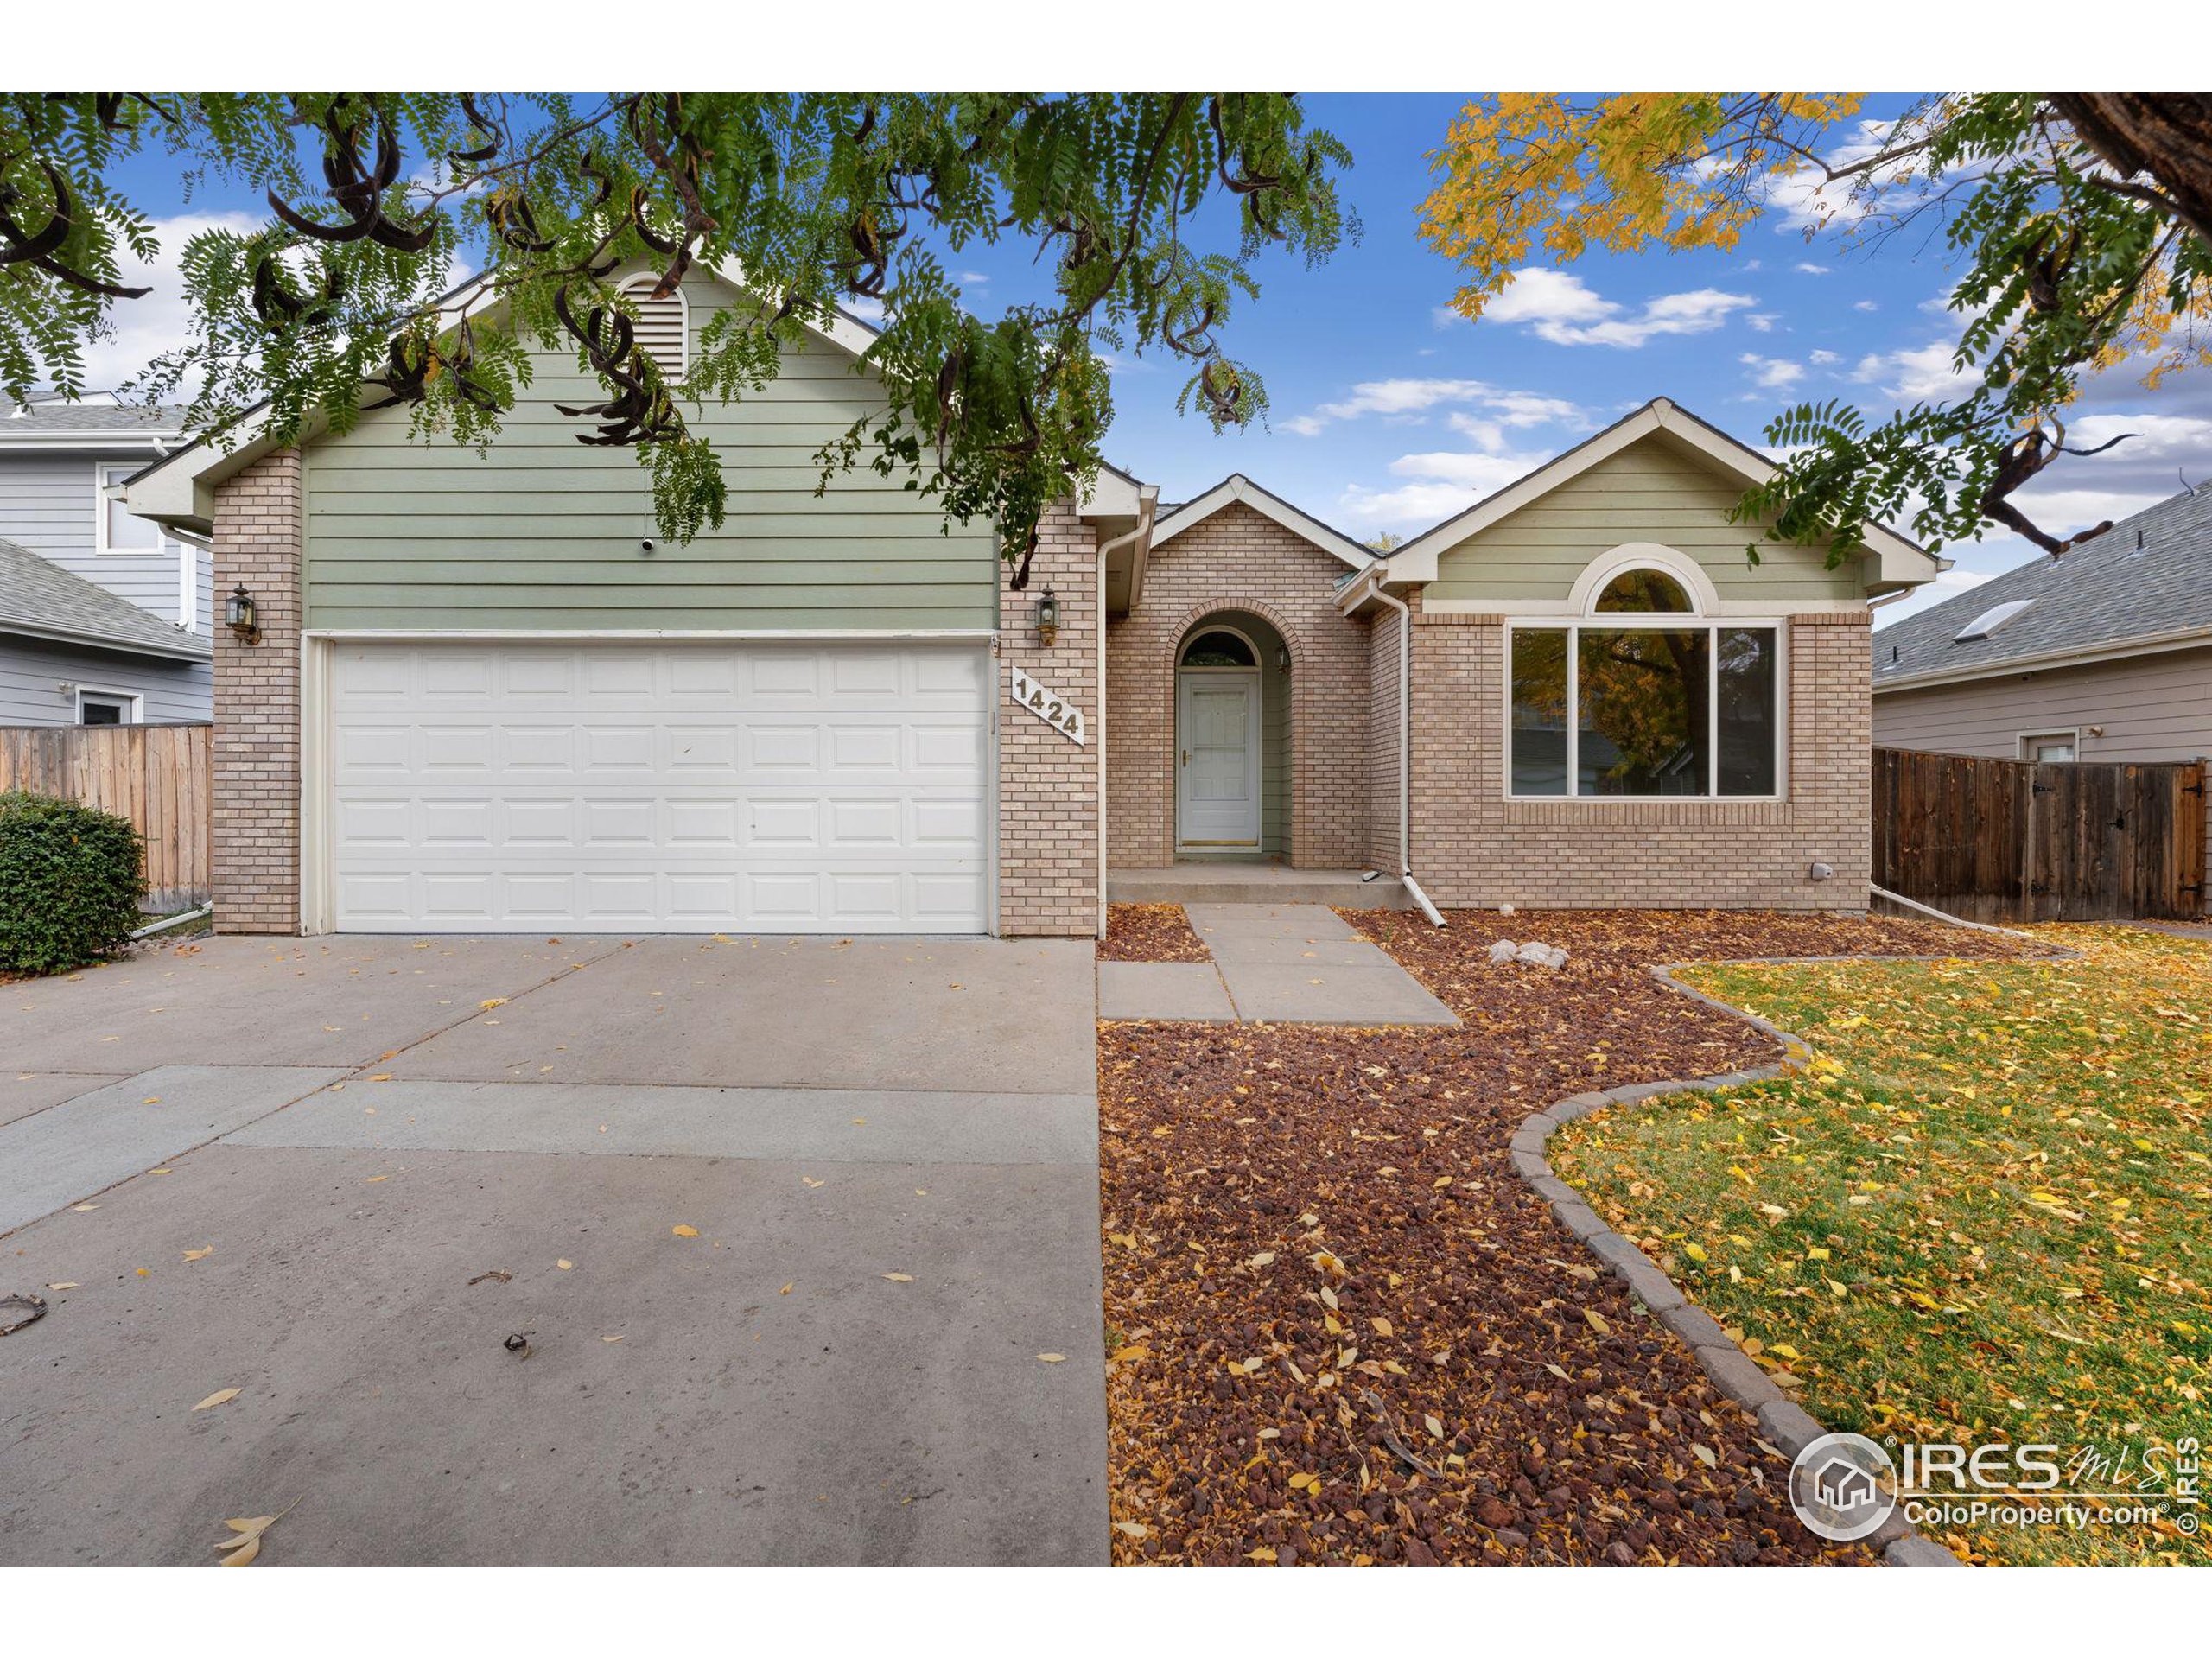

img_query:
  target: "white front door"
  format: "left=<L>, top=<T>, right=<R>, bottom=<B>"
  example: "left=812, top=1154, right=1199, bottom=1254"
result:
left=1176, top=670, right=1262, bottom=848
left=325, top=639, right=990, bottom=933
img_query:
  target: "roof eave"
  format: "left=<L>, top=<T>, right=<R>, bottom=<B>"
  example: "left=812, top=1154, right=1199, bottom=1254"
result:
left=0, top=615, right=214, bottom=664
left=1872, top=623, right=2212, bottom=694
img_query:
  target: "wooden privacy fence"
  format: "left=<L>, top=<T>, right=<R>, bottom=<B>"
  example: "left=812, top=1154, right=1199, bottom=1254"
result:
left=1873, top=746, right=2207, bottom=923
left=0, top=722, right=212, bottom=912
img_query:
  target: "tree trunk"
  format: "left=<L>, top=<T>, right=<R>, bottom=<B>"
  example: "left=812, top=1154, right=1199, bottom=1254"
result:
left=2050, top=94, right=2212, bottom=252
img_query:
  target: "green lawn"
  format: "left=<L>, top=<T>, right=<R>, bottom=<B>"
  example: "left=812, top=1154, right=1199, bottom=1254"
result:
left=1550, top=925, right=2212, bottom=1566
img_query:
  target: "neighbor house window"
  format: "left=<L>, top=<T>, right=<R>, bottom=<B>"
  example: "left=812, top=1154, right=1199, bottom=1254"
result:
left=97, top=462, right=160, bottom=553
left=77, top=690, right=137, bottom=726
left=1509, top=563, right=1781, bottom=799
left=2021, top=731, right=2078, bottom=763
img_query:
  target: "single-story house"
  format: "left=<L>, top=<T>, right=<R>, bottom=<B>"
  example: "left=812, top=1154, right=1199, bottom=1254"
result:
left=1872, top=484, right=2212, bottom=766
left=123, top=269, right=1940, bottom=938
left=0, top=399, right=213, bottom=725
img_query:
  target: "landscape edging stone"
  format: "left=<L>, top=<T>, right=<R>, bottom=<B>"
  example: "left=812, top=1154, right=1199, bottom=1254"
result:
left=1508, top=958, right=1972, bottom=1567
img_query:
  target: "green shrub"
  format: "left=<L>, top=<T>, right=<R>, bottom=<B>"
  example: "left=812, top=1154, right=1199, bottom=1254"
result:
left=0, top=791, right=146, bottom=976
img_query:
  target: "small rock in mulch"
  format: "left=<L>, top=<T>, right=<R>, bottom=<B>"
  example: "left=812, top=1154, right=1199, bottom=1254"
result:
left=1097, top=909, right=2015, bottom=1567
left=1098, top=904, right=1211, bottom=963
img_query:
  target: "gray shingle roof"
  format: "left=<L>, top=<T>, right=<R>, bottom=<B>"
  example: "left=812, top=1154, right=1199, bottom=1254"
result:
left=0, top=537, right=212, bottom=662
left=1, top=400, right=184, bottom=438
left=1872, top=486, right=2212, bottom=685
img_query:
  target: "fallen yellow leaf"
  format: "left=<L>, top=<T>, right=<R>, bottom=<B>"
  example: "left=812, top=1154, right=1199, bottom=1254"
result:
left=1037, top=1353, right=1066, bottom=1363
left=882, top=1272, right=912, bottom=1282
left=192, top=1388, right=241, bottom=1412
left=671, top=1224, right=699, bottom=1238
left=219, top=1534, right=261, bottom=1567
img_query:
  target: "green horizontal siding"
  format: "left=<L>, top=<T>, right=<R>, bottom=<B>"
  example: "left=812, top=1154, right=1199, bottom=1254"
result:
left=302, top=270, right=997, bottom=632
left=1429, top=434, right=1868, bottom=605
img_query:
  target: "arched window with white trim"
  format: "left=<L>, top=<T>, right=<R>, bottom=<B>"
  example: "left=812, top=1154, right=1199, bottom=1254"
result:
left=1508, top=550, right=1782, bottom=800
left=619, top=273, right=690, bottom=380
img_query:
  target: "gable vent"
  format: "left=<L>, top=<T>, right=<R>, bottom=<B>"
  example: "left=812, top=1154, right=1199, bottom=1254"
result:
left=619, top=275, right=689, bottom=381
left=1955, top=597, right=2035, bottom=642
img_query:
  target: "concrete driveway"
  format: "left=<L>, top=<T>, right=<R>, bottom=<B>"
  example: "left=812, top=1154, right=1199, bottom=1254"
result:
left=0, top=932, right=1104, bottom=1565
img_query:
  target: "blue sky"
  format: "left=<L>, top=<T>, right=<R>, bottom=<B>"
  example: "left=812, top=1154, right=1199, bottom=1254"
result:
left=86, top=93, right=2212, bottom=626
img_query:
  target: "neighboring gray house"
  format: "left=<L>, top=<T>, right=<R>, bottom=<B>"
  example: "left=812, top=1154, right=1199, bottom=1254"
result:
left=0, top=397, right=213, bottom=725
left=1872, top=485, right=2212, bottom=766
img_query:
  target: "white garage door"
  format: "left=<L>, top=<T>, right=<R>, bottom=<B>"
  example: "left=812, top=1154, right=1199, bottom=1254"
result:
left=326, top=639, right=990, bottom=933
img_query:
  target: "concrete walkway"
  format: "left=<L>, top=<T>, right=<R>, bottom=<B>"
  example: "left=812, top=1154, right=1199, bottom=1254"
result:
left=0, top=933, right=1106, bottom=1566
left=1098, top=903, right=1459, bottom=1026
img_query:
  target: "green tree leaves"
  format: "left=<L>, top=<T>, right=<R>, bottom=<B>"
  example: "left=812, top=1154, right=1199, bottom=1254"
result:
left=0, top=92, right=1352, bottom=569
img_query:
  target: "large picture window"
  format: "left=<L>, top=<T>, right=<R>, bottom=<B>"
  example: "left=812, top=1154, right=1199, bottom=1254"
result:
left=1509, top=562, right=1781, bottom=799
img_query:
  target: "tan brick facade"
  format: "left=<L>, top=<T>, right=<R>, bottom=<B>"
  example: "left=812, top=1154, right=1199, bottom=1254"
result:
left=1402, top=605, right=1872, bottom=910
left=210, top=449, right=304, bottom=934
left=995, top=500, right=1103, bottom=936
left=1104, top=502, right=1371, bottom=868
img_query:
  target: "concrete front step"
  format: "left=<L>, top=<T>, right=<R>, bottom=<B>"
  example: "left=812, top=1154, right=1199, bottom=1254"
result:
left=1106, top=866, right=1410, bottom=909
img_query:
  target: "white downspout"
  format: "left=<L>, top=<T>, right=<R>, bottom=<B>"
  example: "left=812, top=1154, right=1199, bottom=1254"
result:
left=1366, top=571, right=1446, bottom=928
left=1090, top=490, right=1157, bottom=938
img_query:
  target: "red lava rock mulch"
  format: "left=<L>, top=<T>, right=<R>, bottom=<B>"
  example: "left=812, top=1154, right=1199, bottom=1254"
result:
left=1097, top=908, right=2030, bottom=1566
left=1097, top=904, right=1212, bottom=963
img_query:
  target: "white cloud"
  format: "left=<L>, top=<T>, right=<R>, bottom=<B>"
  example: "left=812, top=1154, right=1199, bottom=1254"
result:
left=842, top=293, right=887, bottom=324
left=1739, top=353, right=1804, bottom=391
left=1745, top=312, right=1779, bottom=333
left=1854, top=340, right=1972, bottom=402
left=955, top=270, right=989, bottom=286
left=1480, top=268, right=1757, bottom=348
left=1853, top=299, right=1879, bottom=313
left=1338, top=444, right=1554, bottom=534
left=62, top=212, right=264, bottom=393
left=1280, top=378, right=1583, bottom=440
left=1793, top=262, right=1831, bottom=275
left=1810, top=349, right=1841, bottom=366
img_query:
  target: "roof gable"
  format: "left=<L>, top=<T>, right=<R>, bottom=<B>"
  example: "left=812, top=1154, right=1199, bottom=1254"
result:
left=1381, top=397, right=1940, bottom=592
left=1150, top=474, right=1374, bottom=571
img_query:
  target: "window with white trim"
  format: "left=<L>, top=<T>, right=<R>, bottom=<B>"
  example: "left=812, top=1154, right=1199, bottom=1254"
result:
left=77, top=689, right=138, bottom=726
left=96, top=461, right=161, bottom=553
left=619, top=274, right=689, bottom=380
left=1509, top=563, right=1782, bottom=799
left=2020, top=731, right=2077, bottom=763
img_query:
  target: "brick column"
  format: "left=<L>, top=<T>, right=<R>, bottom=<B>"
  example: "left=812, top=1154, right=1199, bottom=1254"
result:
left=210, top=449, right=304, bottom=934
left=997, top=500, right=1101, bottom=936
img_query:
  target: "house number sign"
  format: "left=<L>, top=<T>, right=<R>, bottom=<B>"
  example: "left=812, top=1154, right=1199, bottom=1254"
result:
left=1008, top=666, right=1086, bottom=745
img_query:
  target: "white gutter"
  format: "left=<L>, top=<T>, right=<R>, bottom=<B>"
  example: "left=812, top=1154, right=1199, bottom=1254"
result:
left=1091, top=488, right=1158, bottom=938
left=1363, top=569, right=1446, bottom=928
left=132, top=903, right=212, bottom=939
left=1869, top=883, right=2037, bottom=941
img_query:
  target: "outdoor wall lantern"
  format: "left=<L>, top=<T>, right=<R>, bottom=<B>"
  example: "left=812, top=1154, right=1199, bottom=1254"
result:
left=1037, top=586, right=1060, bottom=647
left=225, top=584, right=261, bottom=645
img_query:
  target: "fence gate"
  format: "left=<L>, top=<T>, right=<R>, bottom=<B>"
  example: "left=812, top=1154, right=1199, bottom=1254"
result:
left=1873, top=747, right=2207, bottom=923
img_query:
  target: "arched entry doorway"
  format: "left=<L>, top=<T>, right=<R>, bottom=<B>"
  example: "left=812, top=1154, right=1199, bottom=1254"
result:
left=1175, top=611, right=1291, bottom=859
